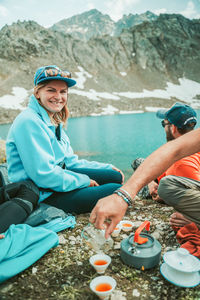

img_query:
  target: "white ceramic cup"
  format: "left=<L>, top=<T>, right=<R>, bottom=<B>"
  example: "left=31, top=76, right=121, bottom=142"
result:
left=111, top=223, right=122, bottom=237
left=120, top=220, right=134, bottom=232
left=89, top=254, right=111, bottom=274
left=90, top=275, right=117, bottom=300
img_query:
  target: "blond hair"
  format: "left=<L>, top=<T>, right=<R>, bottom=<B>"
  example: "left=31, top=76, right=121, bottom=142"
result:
left=34, top=81, right=69, bottom=126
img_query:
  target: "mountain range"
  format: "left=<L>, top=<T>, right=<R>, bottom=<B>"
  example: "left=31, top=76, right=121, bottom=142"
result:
left=0, top=9, right=200, bottom=123
left=51, top=9, right=157, bottom=40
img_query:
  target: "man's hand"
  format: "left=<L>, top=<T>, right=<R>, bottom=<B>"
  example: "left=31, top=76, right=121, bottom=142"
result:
left=148, top=181, right=164, bottom=203
left=90, top=194, right=128, bottom=238
left=148, top=181, right=158, bottom=196
left=151, top=194, right=162, bottom=202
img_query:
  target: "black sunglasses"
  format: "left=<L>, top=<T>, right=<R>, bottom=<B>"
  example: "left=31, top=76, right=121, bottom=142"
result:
left=161, top=120, right=171, bottom=128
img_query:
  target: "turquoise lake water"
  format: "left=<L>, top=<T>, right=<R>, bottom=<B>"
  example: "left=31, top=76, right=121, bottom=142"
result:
left=1, top=112, right=200, bottom=180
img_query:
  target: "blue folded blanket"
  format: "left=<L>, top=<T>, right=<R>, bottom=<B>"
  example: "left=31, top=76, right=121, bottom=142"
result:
left=39, top=216, right=76, bottom=232
left=0, top=224, right=59, bottom=283
left=0, top=203, right=77, bottom=283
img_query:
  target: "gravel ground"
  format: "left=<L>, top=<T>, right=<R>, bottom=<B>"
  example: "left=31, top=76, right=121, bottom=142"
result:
left=0, top=197, right=199, bottom=300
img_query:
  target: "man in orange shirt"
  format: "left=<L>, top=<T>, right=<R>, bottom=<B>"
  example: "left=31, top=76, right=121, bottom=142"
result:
left=148, top=102, right=199, bottom=228
left=90, top=103, right=200, bottom=239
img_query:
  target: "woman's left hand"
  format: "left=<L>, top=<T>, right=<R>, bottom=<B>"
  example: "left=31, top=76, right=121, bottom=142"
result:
left=89, top=179, right=99, bottom=187
left=112, top=166, right=124, bottom=184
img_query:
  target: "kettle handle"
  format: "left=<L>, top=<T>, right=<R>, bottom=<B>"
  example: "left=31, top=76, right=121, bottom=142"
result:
left=134, top=220, right=150, bottom=244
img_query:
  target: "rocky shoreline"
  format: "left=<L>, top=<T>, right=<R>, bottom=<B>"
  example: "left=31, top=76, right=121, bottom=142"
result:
left=0, top=140, right=6, bottom=163
left=0, top=97, right=176, bottom=125
left=0, top=96, right=173, bottom=164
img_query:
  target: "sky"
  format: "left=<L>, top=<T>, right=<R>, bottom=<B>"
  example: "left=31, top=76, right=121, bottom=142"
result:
left=0, top=0, right=200, bottom=29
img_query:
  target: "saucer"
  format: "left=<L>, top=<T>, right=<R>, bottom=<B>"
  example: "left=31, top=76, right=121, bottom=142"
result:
left=160, top=263, right=200, bottom=288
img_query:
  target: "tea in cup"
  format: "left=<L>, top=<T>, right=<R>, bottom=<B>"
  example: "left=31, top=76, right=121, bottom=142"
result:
left=90, top=275, right=116, bottom=300
left=111, top=223, right=121, bottom=237
left=89, top=254, right=111, bottom=274
left=120, top=220, right=134, bottom=232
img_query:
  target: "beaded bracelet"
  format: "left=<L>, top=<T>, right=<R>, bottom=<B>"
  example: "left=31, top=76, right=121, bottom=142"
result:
left=113, top=190, right=132, bottom=207
left=115, top=188, right=133, bottom=203
left=118, top=188, right=132, bottom=202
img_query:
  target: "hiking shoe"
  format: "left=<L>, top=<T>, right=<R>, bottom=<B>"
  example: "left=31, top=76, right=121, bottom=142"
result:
left=131, top=158, right=151, bottom=199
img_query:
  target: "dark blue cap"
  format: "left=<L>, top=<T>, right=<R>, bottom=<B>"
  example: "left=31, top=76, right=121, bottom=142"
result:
left=34, top=65, right=76, bottom=87
left=156, top=102, right=197, bottom=128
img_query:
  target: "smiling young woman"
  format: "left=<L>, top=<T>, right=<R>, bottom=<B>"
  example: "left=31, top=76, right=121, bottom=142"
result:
left=6, top=65, right=124, bottom=215
left=34, top=80, right=69, bottom=125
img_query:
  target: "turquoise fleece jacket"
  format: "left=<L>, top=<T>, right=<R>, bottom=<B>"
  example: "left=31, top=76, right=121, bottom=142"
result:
left=6, top=95, right=113, bottom=201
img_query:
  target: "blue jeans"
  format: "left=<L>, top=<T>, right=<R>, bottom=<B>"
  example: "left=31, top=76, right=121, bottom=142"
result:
left=44, top=168, right=122, bottom=214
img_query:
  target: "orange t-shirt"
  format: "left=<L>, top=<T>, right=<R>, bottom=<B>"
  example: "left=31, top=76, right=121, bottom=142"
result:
left=157, top=152, right=200, bottom=183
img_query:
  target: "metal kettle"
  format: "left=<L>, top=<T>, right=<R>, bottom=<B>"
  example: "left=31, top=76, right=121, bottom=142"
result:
left=120, top=221, right=162, bottom=270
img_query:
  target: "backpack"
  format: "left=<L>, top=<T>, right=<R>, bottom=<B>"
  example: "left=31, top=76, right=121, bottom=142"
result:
left=0, top=163, right=9, bottom=187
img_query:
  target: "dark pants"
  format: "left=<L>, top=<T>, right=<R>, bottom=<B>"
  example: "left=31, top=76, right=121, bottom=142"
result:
left=0, top=180, right=39, bottom=233
left=44, top=168, right=122, bottom=214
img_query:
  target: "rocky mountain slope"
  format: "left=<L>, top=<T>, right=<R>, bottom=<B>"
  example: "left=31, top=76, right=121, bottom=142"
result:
left=0, top=11, right=200, bottom=123
left=51, top=9, right=115, bottom=41
left=51, top=9, right=157, bottom=41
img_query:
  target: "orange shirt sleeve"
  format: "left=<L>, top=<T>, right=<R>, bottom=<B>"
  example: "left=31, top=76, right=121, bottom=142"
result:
left=157, top=172, right=166, bottom=183
left=164, top=154, right=200, bottom=181
left=166, top=163, right=200, bottom=181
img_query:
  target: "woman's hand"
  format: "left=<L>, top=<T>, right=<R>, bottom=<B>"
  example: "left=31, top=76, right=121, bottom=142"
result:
left=89, top=179, right=99, bottom=187
left=112, top=166, right=124, bottom=184
left=0, top=235, right=5, bottom=239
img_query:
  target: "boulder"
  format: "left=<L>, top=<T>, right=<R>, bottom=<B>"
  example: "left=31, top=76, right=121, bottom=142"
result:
left=0, top=140, right=6, bottom=163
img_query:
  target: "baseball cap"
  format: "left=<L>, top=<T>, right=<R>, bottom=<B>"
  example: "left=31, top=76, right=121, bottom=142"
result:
left=156, top=102, right=197, bottom=128
left=34, top=65, right=76, bottom=87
